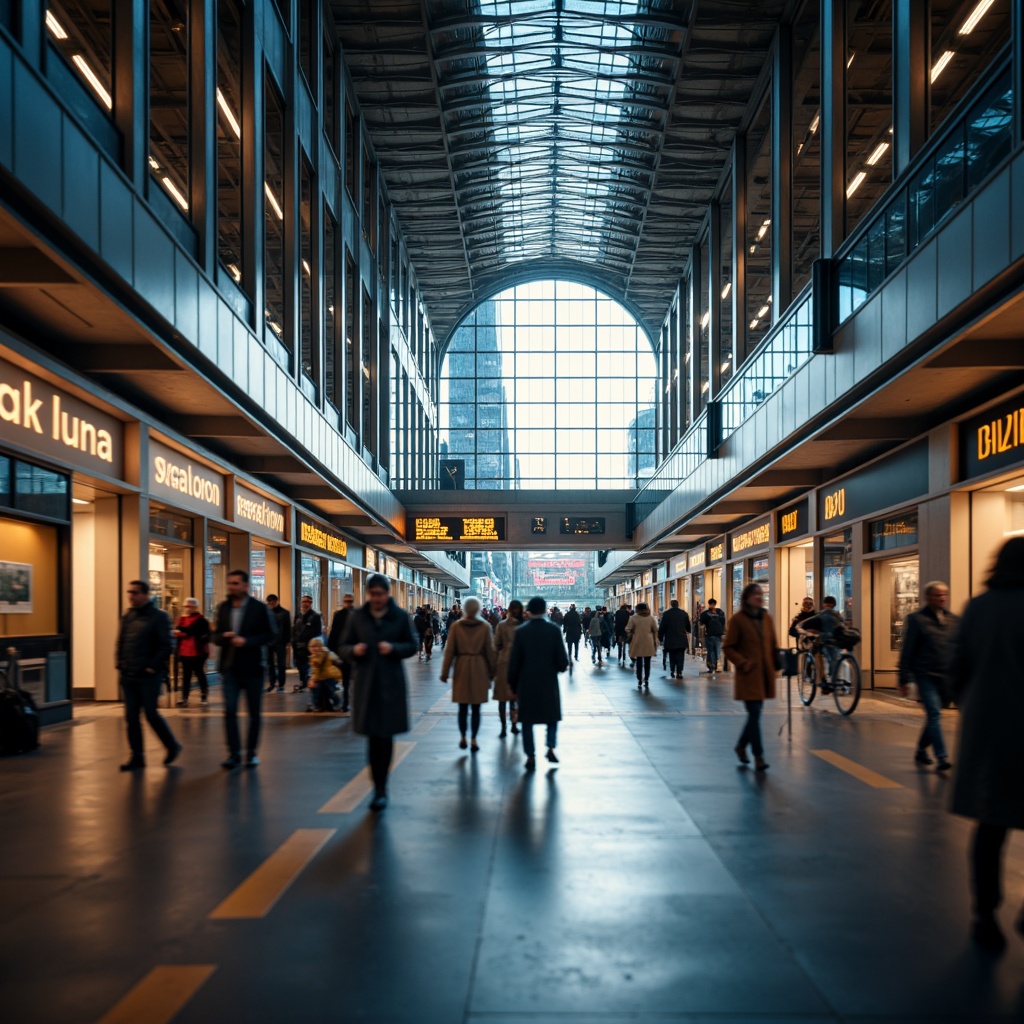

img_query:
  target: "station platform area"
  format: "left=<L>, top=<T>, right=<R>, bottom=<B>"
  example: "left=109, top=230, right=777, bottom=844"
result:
left=3, top=652, right=1023, bottom=1024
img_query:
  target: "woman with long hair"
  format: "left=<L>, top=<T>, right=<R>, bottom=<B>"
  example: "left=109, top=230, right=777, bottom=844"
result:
left=493, top=600, right=524, bottom=738
left=441, top=597, right=497, bottom=752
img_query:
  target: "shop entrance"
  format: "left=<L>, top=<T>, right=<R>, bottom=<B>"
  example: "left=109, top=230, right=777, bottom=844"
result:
left=871, top=555, right=919, bottom=687
left=777, top=540, right=814, bottom=633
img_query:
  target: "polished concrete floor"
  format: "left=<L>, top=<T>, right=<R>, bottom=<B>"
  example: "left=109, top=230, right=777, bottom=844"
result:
left=3, top=648, right=1024, bottom=1023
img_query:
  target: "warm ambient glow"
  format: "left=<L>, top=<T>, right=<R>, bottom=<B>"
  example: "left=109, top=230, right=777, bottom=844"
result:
left=161, top=177, right=189, bottom=211
left=1007, top=483, right=1024, bottom=492
left=216, top=88, right=242, bottom=139
left=71, top=55, right=112, bottom=110
left=45, top=10, right=68, bottom=38
left=866, top=141, right=890, bottom=166
left=264, top=182, right=284, bottom=220
left=931, top=50, right=955, bottom=83
left=846, top=171, right=867, bottom=198
left=960, top=0, right=995, bottom=35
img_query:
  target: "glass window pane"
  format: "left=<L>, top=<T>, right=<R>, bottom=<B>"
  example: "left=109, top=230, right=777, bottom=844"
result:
left=791, top=0, right=820, bottom=295
left=48, top=0, right=113, bottom=117
left=217, top=0, right=244, bottom=288
left=150, top=0, right=191, bottom=215
left=745, top=94, right=772, bottom=358
left=264, top=76, right=287, bottom=348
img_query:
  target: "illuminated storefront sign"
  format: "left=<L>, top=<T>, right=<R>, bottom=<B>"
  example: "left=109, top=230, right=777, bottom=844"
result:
left=961, top=398, right=1024, bottom=479
left=777, top=499, right=809, bottom=541
left=0, top=355, right=123, bottom=476
left=234, top=483, right=286, bottom=541
left=674, top=557, right=687, bottom=576
left=869, top=510, right=919, bottom=552
left=730, top=520, right=771, bottom=556
left=408, top=516, right=506, bottom=543
left=296, top=513, right=348, bottom=558
left=149, top=440, right=225, bottom=516
left=816, top=441, right=928, bottom=527
left=822, top=488, right=846, bottom=522
left=642, top=570, right=653, bottom=587
left=688, top=548, right=705, bottom=571
left=707, top=540, right=725, bottom=564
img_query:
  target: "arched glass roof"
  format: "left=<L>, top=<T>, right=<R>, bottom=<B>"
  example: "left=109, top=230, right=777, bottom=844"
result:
left=440, top=280, right=657, bottom=490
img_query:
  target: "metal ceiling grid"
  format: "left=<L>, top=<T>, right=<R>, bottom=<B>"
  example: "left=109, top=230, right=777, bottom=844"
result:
left=332, top=0, right=785, bottom=342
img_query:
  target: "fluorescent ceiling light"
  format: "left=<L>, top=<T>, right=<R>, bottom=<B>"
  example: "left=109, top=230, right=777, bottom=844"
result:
left=72, top=55, right=112, bottom=110
left=148, top=156, right=160, bottom=170
left=809, top=111, right=820, bottom=134
left=72, top=497, right=91, bottom=505
left=757, top=305, right=770, bottom=318
left=1006, top=483, right=1024, bottom=492
left=866, top=141, right=889, bottom=166
left=846, top=171, right=867, bottom=198
left=302, top=259, right=311, bottom=276
left=46, top=11, right=68, bottom=38
left=749, top=244, right=756, bottom=255
left=720, top=282, right=731, bottom=300
left=756, top=219, right=770, bottom=241
left=227, top=263, right=241, bottom=283
left=701, top=381, right=710, bottom=394
left=267, top=318, right=283, bottom=337
left=846, top=53, right=855, bottom=69
left=720, top=361, right=731, bottom=373
left=960, top=0, right=995, bottom=35
left=749, top=318, right=759, bottom=330
left=931, top=50, right=955, bottom=83
left=161, top=177, right=189, bottom=211
left=264, top=182, right=283, bottom=220
left=216, top=88, right=241, bottom=139
left=699, top=311, right=710, bottom=330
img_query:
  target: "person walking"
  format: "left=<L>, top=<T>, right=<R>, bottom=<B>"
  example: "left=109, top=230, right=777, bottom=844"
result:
left=306, top=637, right=342, bottom=712
left=626, top=602, right=659, bottom=689
left=327, top=593, right=356, bottom=712
left=173, top=597, right=211, bottom=706
left=265, top=594, right=291, bottom=693
left=588, top=608, right=608, bottom=665
left=291, top=595, right=323, bottom=693
left=614, top=603, right=632, bottom=665
left=116, top=580, right=181, bottom=771
left=213, top=569, right=277, bottom=769
left=899, top=581, right=958, bottom=772
left=658, top=599, right=691, bottom=679
left=949, top=538, right=1024, bottom=952
left=339, top=574, right=418, bottom=812
left=508, top=596, right=569, bottom=771
left=441, top=597, right=496, bottom=752
left=723, top=583, right=777, bottom=772
left=493, top=600, right=523, bottom=738
left=562, top=603, right=582, bottom=661
left=699, top=599, right=726, bottom=677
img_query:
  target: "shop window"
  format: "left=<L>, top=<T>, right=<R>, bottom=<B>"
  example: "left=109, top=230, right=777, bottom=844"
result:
left=362, top=288, right=374, bottom=451
left=217, top=0, right=244, bottom=290
left=205, top=531, right=229, bottom=616
left=929, top=0, right=1011, bottom=135
left=264, top=74, right=287, bottom=349
left=0, top=518, right=59, bottom=639
left=791, top=0, right=820, bottom=296
left=870, top=509, right=919, bottom=551
left=300, top=158, right=316, bottom=387
left=379, top=197, right=389, bottom=286
left=731, top=562, right=744, bottom=612
left=0, top=455, right=10, bottom=507
left=148, top=540, right=190, bottom=621
left=46, top=0, right=113, bottom=115
left=300, top=553, right=322, bottom=610
left=324, top=204, right=339, bottom=409
left=149, top=508, right=193, bottom=543
left=150, top=0, right=192, bottom=216
left=13, top=461, right=69, bottom=521
left=697, top=234, right=709, bottom=409
left=345, top=250, right=358, bottom=437
left=329, top=560, right=353, bottom=617
left=718, top=181, right=733, bottom=384
left=744, top=92, right=772, bottom=358
left=845, top=1, right=893, bottom=239
left=822, top=528, right=854, bottom=625
left=298, top=0, right=314, bottom=88
left=323, top=29, right=338, bottom=154
left=362, top=149, right=376, bottom=251
left=344, top=103, right=358, bottom=200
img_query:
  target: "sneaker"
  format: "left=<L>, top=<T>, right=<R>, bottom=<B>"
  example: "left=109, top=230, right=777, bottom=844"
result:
left=200, top=696, right=208, bottom=705
left=245, top=753, right=260, bottom=768
left=119, top=758, right=145, bottom=772
left=163, top=742, right=183, bottom=766
left=914, top=750, right=934, bottom=766
left=176, top=700, right=188, bottom=707
left=936, top=759, right=953, bottom=772
left=221, top=754, right=241, bottom=770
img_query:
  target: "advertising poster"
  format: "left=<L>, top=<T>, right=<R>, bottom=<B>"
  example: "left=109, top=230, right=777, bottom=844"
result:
left=0, top=561, right=33, bottom=613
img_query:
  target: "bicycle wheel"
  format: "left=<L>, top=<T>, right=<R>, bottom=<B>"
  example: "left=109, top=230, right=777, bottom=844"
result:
left=797, top=651, right=817, bottom=705
left=832, top=654, right=862, bottom=715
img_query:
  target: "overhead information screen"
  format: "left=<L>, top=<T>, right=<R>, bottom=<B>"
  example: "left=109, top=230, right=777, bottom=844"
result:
left=409, top=516, right=506, bottom=543
left=560, top=517, right=606, bottom=535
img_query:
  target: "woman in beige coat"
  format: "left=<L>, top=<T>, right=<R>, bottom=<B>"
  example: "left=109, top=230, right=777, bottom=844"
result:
left=723, top=583, right=778, bottom=772
left=626, top=602, right=659, bottom=689
left=441, top=597, right=496, bottom=752
left=493, top=600, right=523, bottom=738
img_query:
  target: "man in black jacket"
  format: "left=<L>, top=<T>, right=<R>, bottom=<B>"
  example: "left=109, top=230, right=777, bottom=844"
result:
left=562, top=604, right=582, bottom=661
left=116, top=580, right=180, bottom=771
left=327, top=592, right=355, bottom=712
left=291, top=594, right=323, bottom=693
left=658, top=600, right=691, bottom=679
left=265, top=594, right=291, bottom=693
left=699, top=599, right=727, bottom=677
left=214, top=569, right=277, bottom=769
left=614, top=603, right=632, bottom=665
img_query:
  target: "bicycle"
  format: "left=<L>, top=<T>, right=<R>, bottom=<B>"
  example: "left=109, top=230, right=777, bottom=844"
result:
left=796, top=632, right=862, bottom=716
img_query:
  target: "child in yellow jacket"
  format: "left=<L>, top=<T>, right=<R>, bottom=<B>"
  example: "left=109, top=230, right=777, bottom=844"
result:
left=307, top=637, right=342, bottom=712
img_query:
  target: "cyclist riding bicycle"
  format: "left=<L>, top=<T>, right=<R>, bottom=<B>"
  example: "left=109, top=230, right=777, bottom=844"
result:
left=798, top=596, right=844, bottom=689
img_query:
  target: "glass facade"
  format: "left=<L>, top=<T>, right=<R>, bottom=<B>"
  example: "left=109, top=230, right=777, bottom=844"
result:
left=744, top=93, right=772, bottom=357
left=440, top=281, right=657, bottom=490
left=217, top=0, right=244, bottom=287
left=46, top=0, right=113, bottom=115
left=791, top=0, right=820, bottom=296
left=264, top=75, right=287, bottom=348
left=150, top=0, right=191, bottom=215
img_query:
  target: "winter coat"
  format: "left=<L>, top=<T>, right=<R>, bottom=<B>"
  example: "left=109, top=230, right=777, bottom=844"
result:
left=950, top=588, right=1024, bottom=829
left=493, top=616, right=522, bottom=702
left=614, top=607, right=631, bottom=638
left=116, top=602, right=172, bottom=679
left=292, top=609, right=324, bottom=652
left=308, top=649, right=342, bottom=684
left=899, top=605, right=959, bottom=689
left=339, top=599, right=418, bottom=737
left=173, top=613, right=210, bottom=659
left=508, top=617, right=568, bottom=724
left=327, top=607, right=353, bottom=654
left=562, top=609, right=582, bottom=641
left=441, top=617, right=496, bottom=705
left=213, top=597, right=277, bottom=677
left=626, top=611, right=659, bottom=658
left=658, top=607, right=691, bottom=650
left=723, top=609, right=778, bottom=702
left=699, top=607, right=726, bottom=637
left=269, top=604, right=291, bottom=648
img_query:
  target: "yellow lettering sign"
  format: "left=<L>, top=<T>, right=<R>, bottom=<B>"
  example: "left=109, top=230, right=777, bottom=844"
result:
left=299, top=521, right=347, bottom=557
left=977, top=408, right=1024, bottom=461
left=709, top=543, right=724, bottom=563
left=824, top=488, right=846, bottom=521
left=781, top=510, right=799, bottom=535
left=732, top=522, right=771, bottom=554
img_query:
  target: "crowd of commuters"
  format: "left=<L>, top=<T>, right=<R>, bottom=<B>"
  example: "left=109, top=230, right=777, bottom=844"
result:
left=112, top=538, right=1024, bottom=953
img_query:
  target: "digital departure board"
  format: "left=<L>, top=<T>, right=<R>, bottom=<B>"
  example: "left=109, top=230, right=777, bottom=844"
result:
left=408, top=516, right=506, bottom=543
left=560, top=517, right=606, bottom=535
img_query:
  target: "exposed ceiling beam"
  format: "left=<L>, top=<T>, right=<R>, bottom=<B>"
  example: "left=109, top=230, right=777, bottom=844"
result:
left=0, top=248, right=75, bottom=285
left=75, top=344, right=182, bottom=372
left=927, top=340, right=1024, bottom=369
left=165, top=415, right=265, bottom=438
left=816, top=418, right=924, bottom=442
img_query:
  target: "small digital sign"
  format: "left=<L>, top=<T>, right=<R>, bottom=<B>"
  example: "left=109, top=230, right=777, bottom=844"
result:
left=408, top=516, right=506, bottom=543
left=532, top=517, right=547, bottom=534
left=560, top=517, right=606, bottom=535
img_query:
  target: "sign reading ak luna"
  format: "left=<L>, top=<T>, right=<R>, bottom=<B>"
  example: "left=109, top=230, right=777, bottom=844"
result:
left=0, top=355, right=123, bottom=477
left=149, top=440, right=225, bottom=517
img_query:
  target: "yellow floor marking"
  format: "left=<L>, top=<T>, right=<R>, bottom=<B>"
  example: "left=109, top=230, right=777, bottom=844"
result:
left=318, top=741, right=416, bottom=814
left=97, top=965, right=216, bottom=1024
left=811, top=749, right=903, bottom=789
left=208, top=829, right=336, bottom=919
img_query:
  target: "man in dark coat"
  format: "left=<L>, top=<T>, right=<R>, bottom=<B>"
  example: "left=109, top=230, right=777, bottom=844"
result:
left=562, top=603, right=582, bottom=661
left=508, top=596, right=569, bottom=771
left=699, top=599, right=727, bottom=676
left=327, top=592, right=355, bottom=712
left=265, top=594, right=291, bottom=693
left=339, top=574, right=418, bottom=812
left=614, top=603, right=632, bottom=665
left=658, top=600, right=691, bottom=679
left=898, top=581, right=958, bottom=771
left=213, top=569, right=277, bottom=769
left=291, top=594, right=323, bottom=692
left=116, top=579, right=180, bottom=771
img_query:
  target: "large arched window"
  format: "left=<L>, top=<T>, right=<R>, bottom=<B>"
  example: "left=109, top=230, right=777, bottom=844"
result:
left=440, top=281, right=657, bottom=490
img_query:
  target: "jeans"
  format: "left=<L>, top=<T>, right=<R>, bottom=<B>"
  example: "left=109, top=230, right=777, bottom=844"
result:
left=705, top=635, right=722, bottom=671
left=668, top=648, right=686, bottom=675
left=591, top=638, right=603, bottom=663
left=179, top=656, right=207, bottom=701
left=972, top=822, right=1010, bottom=916
left=222, top=672, right=264, bottom=756
left=121, top=675, right=177, bottom=758
left=266, top=644, right=287, bottom=689
left=915, top=674, right=948, bottom=760
left=566, top=638, right=580, bottom=659
left=635, top=656, right=652, bottom=682
left=738, top=700, right=764, bottom=757
left=313, top=678, right=338, bottom=711
left=521, top=721, right=557, bottom=757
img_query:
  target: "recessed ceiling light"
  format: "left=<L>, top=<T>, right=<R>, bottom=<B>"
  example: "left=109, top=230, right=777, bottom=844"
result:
left=866, top=141, right=890, bottom=166
left=1006, top=483, right=1024, bottom=492
left=846, top=171, right=867, bottom=198
left=960, top=0, right=995, bottom=35
left=931, top=50, right=955, bottom=83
